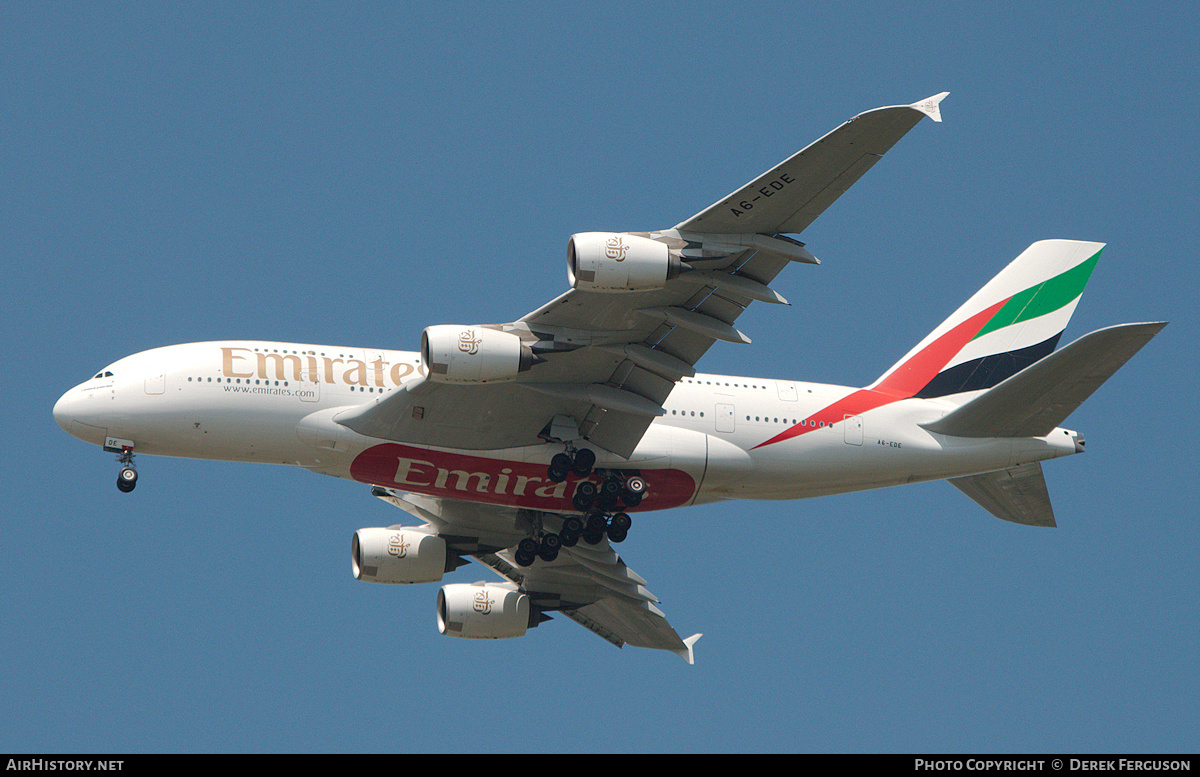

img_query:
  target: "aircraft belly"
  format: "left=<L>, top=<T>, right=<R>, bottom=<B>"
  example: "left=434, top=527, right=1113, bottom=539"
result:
left=346, top=441, right=701, bottom=513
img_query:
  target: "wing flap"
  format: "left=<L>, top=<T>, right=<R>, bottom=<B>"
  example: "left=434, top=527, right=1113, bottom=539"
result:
left=564, top=598, right=701, bottom=662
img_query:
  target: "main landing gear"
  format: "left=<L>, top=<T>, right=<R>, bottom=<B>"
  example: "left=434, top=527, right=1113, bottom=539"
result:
left=513, top=511, right=635, bottom=568
left=546, top=446, right=595, bottom=482
left=513, top=453, right=648, bottom=567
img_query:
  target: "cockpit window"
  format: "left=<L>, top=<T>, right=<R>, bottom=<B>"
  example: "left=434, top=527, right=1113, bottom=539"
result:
left=92, top=371, right=114, bottom=379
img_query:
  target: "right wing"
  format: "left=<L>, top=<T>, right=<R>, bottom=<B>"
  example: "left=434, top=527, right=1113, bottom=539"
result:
left=339, top=94, right=947, bottom=459
left=375, top=489, right=701, bottom=663
left=674, top=92, right=948, bottom=235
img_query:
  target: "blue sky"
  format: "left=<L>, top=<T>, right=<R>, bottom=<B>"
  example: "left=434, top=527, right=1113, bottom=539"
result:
left=4, top=3, right=1197, bottom=753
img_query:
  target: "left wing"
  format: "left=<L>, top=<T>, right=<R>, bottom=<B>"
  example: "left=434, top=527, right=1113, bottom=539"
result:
left=375, top=489, right=701, bottom=662
left=338, top=94, right=946, bottom=458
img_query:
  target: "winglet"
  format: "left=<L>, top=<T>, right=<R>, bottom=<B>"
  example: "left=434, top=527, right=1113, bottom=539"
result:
left=910, top=91, right=949, bottom=122
left=676, top=633, right=703, bottom=664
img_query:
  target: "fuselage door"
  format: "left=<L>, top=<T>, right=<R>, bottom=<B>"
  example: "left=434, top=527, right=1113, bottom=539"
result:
left=144, top=373, right=165, bottom=395
left=844, top=414, right=864, bottom=445
left=715, top=403, right=735, bottom=433
left=299, top=369, right=320, bottom=403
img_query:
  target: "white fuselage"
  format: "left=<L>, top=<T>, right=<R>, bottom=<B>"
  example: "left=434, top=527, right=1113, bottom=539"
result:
left=53, top=340, right=1081, bottom=512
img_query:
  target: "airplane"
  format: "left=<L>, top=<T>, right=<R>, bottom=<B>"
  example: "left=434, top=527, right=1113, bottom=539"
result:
left=53, top=93, right=1165, bottom=663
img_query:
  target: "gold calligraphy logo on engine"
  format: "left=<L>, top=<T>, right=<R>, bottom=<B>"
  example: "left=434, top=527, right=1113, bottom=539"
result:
left=472, top=589, right=493, bottom=614
left=458, top=329, right=481, bottom=355
left=604, top=236, right=630, bottom=262
left=387, top=532, right=410, bottom=558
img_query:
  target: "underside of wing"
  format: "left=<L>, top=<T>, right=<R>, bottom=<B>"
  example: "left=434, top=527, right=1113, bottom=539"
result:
left=476, top=542, right=701, bottom=662
left=375, top=490, right=700, bottom=662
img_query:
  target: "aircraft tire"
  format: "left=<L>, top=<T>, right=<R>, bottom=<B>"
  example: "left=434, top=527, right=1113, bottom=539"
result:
left=560, top=517, right=582, bottom=547
left=571, top=448, right=596, bottom=477
left=538, top=534, right=561, bottom=562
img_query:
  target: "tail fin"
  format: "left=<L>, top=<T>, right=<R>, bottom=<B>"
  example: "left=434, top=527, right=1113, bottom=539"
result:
left=869, top=240, right=1104, bottom=399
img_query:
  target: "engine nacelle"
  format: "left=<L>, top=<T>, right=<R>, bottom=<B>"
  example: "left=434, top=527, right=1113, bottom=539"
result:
left=352, top=528, right=447, bottom=584
left=437, top=582, right=530, bottom=640
left=420, top=325, right=538, bottom=384
left=567, top=232, right=682, bottom=292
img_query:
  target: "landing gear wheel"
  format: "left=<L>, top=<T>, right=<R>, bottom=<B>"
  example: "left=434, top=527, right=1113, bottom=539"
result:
left=547, top=453, right=572, bottom=483
left=559, top=517, right=582, bottom=547
left=515, top=538, right=539, bottom=567
left=571, top=448, right=596, bottom=477
left=583, top=514, right=607, bottom=545
left=618, top=475, right=646, bottom=507
left=608, top=512, right=631, bottom=543
left=572, top=480, right=597, bottom=511
left=538, top=533, right=561, bottom=563
left=596, top=478, right=622, bottom=511
left=117, top=466, right=138, bottom=493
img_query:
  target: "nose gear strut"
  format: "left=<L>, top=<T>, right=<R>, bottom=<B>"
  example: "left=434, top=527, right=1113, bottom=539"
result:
left=115, top=449, right=138, bottom=493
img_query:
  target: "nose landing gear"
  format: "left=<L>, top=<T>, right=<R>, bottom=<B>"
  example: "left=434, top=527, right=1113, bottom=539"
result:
left=115, top=450, right=138, bottom=493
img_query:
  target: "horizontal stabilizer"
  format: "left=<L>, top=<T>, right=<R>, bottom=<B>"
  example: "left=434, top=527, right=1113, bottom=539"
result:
left=949, top=462, right=1056, bottom=527
left=922, top=322, right=1167, bottom=438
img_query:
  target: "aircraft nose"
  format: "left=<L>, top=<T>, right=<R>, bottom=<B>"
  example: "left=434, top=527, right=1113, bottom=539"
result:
left=52, top=388, right=78, bottom=433
left=53, top=385, right=107, bottom=445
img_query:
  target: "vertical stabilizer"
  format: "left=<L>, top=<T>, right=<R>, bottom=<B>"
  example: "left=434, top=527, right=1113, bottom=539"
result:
left=869, top=240, right=1104, bottom=399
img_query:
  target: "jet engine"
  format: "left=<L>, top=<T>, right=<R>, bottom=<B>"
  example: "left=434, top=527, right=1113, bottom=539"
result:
left=352, top=528, right=448, bottom=584
left=567, top=232, right=682, bottom=292
left=436, top=582, right=531, bottom=639
left=420, top=326, right=539, bottom=384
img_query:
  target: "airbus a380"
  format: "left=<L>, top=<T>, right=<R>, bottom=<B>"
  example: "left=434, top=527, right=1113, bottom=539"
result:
left=54, top=93, right=1165, bottom=662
